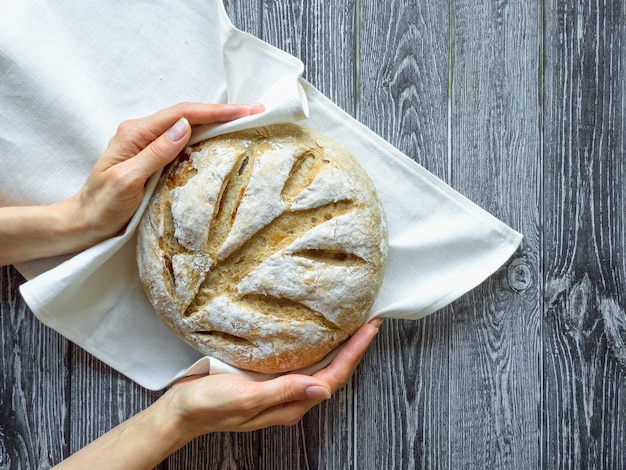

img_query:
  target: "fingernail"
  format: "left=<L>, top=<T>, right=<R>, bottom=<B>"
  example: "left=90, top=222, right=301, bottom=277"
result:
left=166, top=117, right=190, bottom=142
left=247, top=103, right=265, bottom=114
left=368, top=317, right=382, bottom=329
left=305, top=385, right=331, bottom=400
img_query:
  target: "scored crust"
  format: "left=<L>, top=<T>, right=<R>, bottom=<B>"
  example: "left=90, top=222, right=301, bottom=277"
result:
left=136, top=123, right=388, bottom=374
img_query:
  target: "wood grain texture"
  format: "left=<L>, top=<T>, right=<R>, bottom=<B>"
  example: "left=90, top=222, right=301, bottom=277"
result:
left=261, top=0, right=357, bottom=114
left=358, top=0, right=450, bottom=180
left=356, top=1, right=451, bottom=469
left=0, top=266, right=68, bottom=469
left=449, top=0, right=542, bottom=468
left=543, top=0, right=626, bottom=468
left=223, top=0, right=262, bottom=37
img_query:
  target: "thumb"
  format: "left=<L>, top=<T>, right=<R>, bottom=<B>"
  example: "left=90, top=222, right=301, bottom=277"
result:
left=130, top=117, right=191, bottom=180
left=252, top=375, right=332, bottom=411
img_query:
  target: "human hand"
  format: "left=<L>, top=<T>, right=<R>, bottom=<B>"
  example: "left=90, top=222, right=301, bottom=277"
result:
left=52, top=319, right=381, bottom=470
left=0, top=103, right=265, bottom=266
left=157, top=318, right=382, bottom=440
left=66, top=102, right=264, bottom=251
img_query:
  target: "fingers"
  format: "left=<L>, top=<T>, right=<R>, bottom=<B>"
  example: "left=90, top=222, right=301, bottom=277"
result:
left=240, top=319, right=382, bottom=431
left=241, top=400, right=319, bottom=430
left=122, top=117, right=192, bottom=181
left=109, top=102, right=265, bottom=156
left=175, top=373, right=332, bottom=432
left=102, top=102, right=265, bottom=187
left=163, top=319, right=382, bottom=434
left=235, top=375, right=330, bottom=430
left=145, top=102, right=265, bottom=129
left=245, top=374, right=331, bottom=412
left=314, top=318, right=382, bottom=393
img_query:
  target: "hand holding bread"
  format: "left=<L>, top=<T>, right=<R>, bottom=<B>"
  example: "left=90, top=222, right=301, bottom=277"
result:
left=160, top=318, right=382, bottom=436
left=0, top=102, right=263, bottom=266
left=72, top=103, right=265, bottom=251
left=54, top=318, right=381, bottom=469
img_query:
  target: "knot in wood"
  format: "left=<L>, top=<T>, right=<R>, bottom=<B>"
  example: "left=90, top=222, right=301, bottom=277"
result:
left=507, top=258, right=532, bottom=292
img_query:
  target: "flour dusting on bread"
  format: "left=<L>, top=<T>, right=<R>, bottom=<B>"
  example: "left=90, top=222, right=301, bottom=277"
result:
left=137, top=123, right=387, bottom=374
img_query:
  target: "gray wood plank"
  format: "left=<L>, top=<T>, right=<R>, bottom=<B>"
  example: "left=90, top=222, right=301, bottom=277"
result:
left=543, top=0, right=626, bottom=468
left=448, top=0, right=542, bottom=468
left=260, top=0, right=357, bottom=115
left=357, top=0, right=450, bottom=181
left=354, top=317, right=451, bottom=470
left=0, top=266, right=68, bottom=468
left=355, top=1, right=451, bottom=469
left=223, top=0, right=262, bottom=37
left=68, top=350, right=162, bottom=458
left=261, top=0, right=357, bottom=114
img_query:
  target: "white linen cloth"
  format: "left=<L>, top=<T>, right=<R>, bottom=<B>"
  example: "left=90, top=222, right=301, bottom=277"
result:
left=0, top=0, right=522, bottom=390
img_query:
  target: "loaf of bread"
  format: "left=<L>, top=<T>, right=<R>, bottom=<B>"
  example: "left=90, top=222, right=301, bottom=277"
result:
left=136, top=123, right=387, bottom=374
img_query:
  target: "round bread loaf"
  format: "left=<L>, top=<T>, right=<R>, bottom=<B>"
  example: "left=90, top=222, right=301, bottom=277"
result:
left=136, top=123, right=387, bottom=374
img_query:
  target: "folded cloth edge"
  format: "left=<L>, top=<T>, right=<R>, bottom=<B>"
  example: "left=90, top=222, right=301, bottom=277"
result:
left=12, top=0, right=524, bottom=390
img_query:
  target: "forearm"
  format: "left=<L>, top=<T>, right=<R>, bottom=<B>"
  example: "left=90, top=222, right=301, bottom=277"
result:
left=0, top=196, right=89, bottom=266
left=53, top=397, right=194, bottom=470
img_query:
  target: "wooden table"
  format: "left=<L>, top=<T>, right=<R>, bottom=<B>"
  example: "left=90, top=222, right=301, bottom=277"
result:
left=2, top=0, right=625, bottom=468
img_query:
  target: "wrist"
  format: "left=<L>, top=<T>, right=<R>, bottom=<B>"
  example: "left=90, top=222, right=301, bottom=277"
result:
left=53, top=398, right=196, bottom=470
left=41, top=195, right=101, bottom=257
left=144, top=392, right=198, bottom=449
left=0, top=200, right=89, bottom=266
left=56, top=193, right=101, bottom=250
